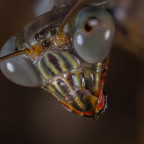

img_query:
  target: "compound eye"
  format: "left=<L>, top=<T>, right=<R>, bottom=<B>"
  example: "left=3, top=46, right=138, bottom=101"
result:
left=0, top=37, right=41, bottom=87
left=73, top=6, right=115, bottom=64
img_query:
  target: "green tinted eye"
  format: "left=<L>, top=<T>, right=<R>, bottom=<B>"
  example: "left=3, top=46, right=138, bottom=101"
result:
left=73, top=6, right=115, bottom=64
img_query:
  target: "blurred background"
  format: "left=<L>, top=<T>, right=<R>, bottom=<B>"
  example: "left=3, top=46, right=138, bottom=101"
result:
left=0, top=0, right=144, bottom=144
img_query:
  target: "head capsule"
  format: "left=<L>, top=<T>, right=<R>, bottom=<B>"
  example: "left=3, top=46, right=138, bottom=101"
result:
left=0, top=0, right=115, bottom=119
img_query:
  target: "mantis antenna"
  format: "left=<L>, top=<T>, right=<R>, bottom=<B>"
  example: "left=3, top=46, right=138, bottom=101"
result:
left=58, top=0, right=85, bottom=34
left=0, top=49, right=29, bottom=63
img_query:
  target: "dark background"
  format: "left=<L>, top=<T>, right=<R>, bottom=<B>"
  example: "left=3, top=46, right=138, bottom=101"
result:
left=0, top=0, right=144, bottom=144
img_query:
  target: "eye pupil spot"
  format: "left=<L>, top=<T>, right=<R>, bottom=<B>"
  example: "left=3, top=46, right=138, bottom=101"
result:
left=84, top=17, right=99, bottom=33
left=84, top=23, right=92, bottom=32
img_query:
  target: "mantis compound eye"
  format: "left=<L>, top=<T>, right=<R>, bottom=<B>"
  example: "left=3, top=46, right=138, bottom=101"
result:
left=73, top=6, right=115, bottom=64
left=0, top=37, right=41, bottom=87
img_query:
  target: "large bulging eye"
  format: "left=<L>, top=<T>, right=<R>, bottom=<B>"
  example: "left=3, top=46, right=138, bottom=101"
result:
left=0, top=37, right=41, bottom=87
left=73, top=6, right=115, bottom=64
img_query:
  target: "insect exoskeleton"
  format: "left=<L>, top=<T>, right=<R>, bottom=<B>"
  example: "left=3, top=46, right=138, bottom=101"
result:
left=0, top=0, right=115, bottom=118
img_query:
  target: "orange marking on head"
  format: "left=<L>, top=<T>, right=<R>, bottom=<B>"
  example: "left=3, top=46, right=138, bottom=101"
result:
left=54, top=33, right=70, bottom=48
left=28, top=44, right=43, bottom=60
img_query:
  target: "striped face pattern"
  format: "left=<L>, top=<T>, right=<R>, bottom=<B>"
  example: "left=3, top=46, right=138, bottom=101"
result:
left=37, top=51, right=108, bottom=118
